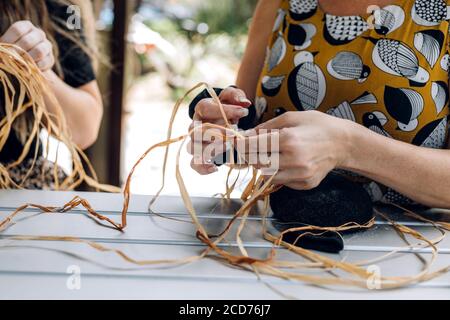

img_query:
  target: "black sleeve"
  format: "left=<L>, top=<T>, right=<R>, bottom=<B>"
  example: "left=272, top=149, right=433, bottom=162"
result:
left=188, top=88, right=257, bottom=130
left=46, top=0, right=96, bottom=88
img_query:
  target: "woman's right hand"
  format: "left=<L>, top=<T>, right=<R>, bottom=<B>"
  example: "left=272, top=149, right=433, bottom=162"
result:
left=0, top=21, right=55, bottom=72
left=188, top=86, right=252, bottom=175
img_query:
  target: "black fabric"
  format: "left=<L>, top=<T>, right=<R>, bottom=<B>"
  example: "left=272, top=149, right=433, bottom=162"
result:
left=271, top=222, right=345, bottom=253
left=0, top=0, right=95, bottom=164
left=270, top=172, right=374, bottom=253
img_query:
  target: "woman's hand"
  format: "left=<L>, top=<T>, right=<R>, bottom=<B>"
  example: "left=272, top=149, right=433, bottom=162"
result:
left=1, top=21, right=55, bottom=72
left=244, top=111, right=354, bottom=190
left=188, top=87, right=252, bottom=175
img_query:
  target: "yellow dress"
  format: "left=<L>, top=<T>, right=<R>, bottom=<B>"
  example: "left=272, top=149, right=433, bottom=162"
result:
left=255, top=0, right=450, bottom=203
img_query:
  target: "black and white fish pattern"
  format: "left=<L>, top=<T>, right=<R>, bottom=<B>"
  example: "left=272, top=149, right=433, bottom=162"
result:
left=327, top=92, right=378, bottom=122
left=268, top=33, right=287, bottom=72
left=288, top=51, right=326, bottom=111
left=324, top=15, right=369, bottom=46
left=255, top=97, right=268, bottom=120
left=327, top=51, right=371, bottom=82
left=367, top=38, right=430, bottom=87
left=431, top=81, right=449, bottom=115
left=273, top=9, right=287, bottom=32
left=289, top=0, right=318, bottom=21
left=261, top=75, right=286, bottom=97
left=414, top=30, right=445, bottom=68
left=412, top=0, right=450, bottom=26
left=288, top=23, right=317, bottom=50
left=373, top=5, right=406, bottom=35
left=363, top=111, right=392, bottom=138
left=440, top=53, right=450, bottom=71
left=384, top=86, right=424, bottom=132
left=412, top=117, right=448, bottom=148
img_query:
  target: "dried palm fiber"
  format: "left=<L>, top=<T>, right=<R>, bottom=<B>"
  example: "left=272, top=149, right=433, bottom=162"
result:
left=0, top=49, right=449, bottom=290
left=0, top=43, right=118, bottom=192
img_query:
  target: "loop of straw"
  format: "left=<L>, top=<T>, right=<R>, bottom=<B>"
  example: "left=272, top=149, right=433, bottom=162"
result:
left=1, top=43, right=449, bottom=292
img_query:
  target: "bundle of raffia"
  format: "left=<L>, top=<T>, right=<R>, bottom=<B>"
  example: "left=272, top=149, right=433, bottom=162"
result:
left=1, top=43, right=449, bottom=292
left=0, top=43, right=117, bottom=192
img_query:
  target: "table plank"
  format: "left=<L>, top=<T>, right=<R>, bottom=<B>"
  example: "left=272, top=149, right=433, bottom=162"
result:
left=0, top=190, right=449, bottom=300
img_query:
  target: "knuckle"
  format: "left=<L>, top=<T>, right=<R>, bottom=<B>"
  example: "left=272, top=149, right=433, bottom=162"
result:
left=35, top=47, right=46, bottom=59
left=13, top=21, right=31, bottom=33
left=196, top=99, right=211, bottom=117
left=280, top=129, right=295, bottom=148
left=308, top=179, right=321, bottom=189
left=300, top=161, right=315, bottom=174
left=220, top=86, right=234, bottom=97
left=10, top=24, right=22, bottom=35
left=38, top=29, right=46, bottom=38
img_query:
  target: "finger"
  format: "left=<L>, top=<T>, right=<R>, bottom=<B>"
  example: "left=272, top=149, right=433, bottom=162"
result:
left=194, top=98, right=249, bottom=122
left=271, top=170, right=305, bottom=186
left=256, top=112, right=301, bottom=130
left=190, top=125, right=230, bottom=144
left=241, top=152, right=281, bottom=170
left=219, top=87, right=252, bottom=107
left=272, top=171, right=320, bottom=190
left=14, top=29, right=46, bottom=52
left=187, top=140, right=208, bottom=156
left=190, top=158, right=218, bottom=175
left=36, top=54, right=55, bottom=72
left=1, top=21, right=34, bottom=44
left=286, top=180, right=321, bottom=191
left=189, top=119, right=228, bottom=134
left=186, top=140, right=227, bottom=159
left=235, top=132, right=281, bottom=155
left=28, top=40, right=52, bottom=62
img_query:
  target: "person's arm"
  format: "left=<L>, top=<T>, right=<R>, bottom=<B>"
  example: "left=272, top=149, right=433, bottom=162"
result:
left=250, top=111, right=450, bottom=209
left=43, top=71, right=103, bottom=150
left=1, top=21, right=103, bottom=150
left=342, top=120, right=450, bottom=208
left=236, top=0, right=281, bottom=101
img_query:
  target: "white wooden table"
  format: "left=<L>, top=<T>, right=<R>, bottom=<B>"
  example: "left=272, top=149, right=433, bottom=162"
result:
left=0, top=190, right=449, bottom=300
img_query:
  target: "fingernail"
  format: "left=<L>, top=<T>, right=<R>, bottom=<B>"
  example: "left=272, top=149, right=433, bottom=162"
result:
left=239, top=97, right=252, bottom=104
left=238, top=108, right=249, bottom=117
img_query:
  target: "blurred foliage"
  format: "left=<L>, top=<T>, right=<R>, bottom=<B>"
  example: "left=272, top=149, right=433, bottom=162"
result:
left=196, top=0, right=258, bottom=35
left=132, top=0, right=258, bottom=99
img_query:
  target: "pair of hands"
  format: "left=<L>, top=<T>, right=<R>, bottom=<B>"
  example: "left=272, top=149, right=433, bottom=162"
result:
left=1, top=21, right=55, bottom=72
left=188, top=87, right=353, bottom=190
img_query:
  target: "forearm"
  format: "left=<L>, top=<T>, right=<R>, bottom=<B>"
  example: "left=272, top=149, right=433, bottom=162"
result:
left=343, top=121, right=450, bottom=208
left=236, top=0, right=280, bottom=101
left=43, top=70, right=103, bottom=150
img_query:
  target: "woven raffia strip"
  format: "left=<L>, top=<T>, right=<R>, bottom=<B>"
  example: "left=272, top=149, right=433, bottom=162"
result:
left=0, top=43, right=449, bottom=290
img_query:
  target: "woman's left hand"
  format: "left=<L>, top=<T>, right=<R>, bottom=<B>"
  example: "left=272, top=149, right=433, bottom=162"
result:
left=0, top=21, right=55, bottom=72
left=243, top=111, right=354, bottom=190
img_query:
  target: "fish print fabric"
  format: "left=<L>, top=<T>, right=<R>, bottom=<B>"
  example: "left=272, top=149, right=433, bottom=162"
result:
left=256, top=0, right=450, bottom=204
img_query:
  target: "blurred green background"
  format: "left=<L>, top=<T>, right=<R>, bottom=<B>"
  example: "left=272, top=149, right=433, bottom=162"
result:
left=102, top=0, right=260, bottom=195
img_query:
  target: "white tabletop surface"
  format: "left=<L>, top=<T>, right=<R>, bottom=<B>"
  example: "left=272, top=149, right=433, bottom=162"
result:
left=0, top=190, right=449, bottom=300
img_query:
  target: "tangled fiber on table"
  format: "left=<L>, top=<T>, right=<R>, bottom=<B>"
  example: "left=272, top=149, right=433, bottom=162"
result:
left=0, top=43, right=450, bottom=292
